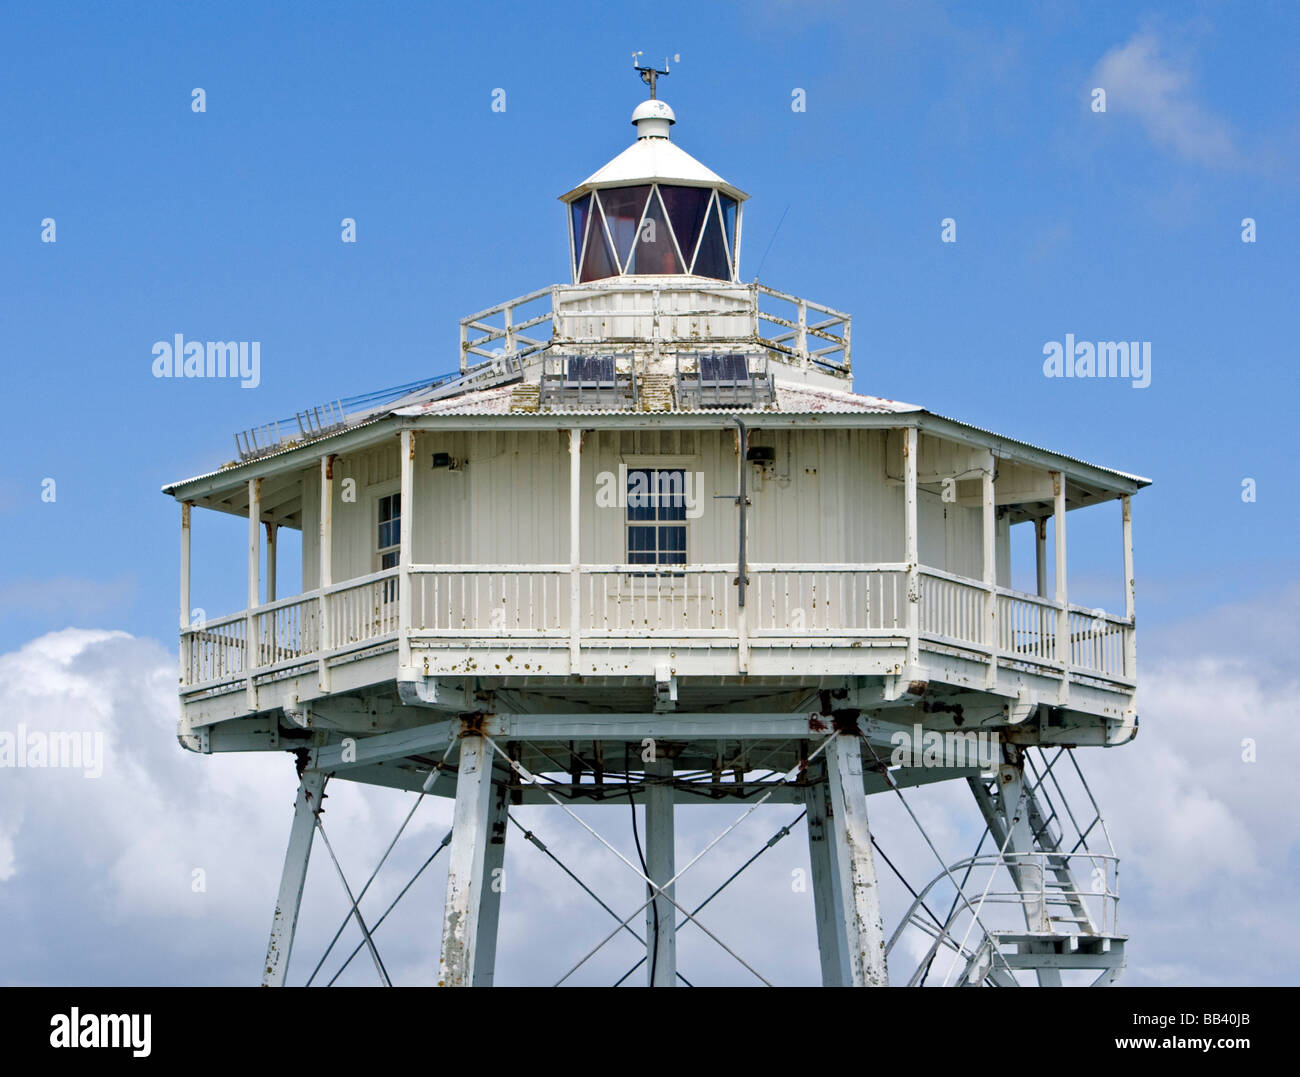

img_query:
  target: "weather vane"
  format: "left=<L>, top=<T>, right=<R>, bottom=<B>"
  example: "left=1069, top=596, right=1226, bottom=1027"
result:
left=632, top=51, right=679, bottom=99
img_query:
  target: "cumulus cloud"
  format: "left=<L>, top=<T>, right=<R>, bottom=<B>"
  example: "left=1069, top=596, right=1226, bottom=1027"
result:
left=1, top=602, right=1295, bottom=985
left=1091, top=31, right=1239, bottom=167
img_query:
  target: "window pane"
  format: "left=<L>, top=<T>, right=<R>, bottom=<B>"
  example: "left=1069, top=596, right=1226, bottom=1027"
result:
left=381, top=550, right=399, bottom=569
left=628, top=526, right=657, bottom=561
left=691, top=197, right=729, bottom=280
left=658, top=185, right=712, bottom=266
left=659, top=526, right=686, bottom=558
left=580, top=208, right=619, bottom=282
left=570, top=195, right=590, bottom=276
left=720, top=196, right=737, bottom=266
left=656, top=470, right=687, bottom=520
left=626, top=469, right=655, bottom=519
left=626, top=188, right=684, bottom=274
left=595, top=186, right=651, bottom=269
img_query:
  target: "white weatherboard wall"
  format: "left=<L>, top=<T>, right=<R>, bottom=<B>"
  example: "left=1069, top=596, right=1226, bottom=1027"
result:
left=295, top=427, right=1003, bottom=586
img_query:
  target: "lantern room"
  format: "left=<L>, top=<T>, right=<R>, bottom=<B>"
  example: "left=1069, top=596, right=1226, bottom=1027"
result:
left=560, top=98, right=747, bottom=283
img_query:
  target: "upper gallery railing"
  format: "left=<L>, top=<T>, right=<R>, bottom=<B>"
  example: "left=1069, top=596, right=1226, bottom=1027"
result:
left=180, top=564, right=1133, bottom=692
left=460, top=281, right=851, bottom=374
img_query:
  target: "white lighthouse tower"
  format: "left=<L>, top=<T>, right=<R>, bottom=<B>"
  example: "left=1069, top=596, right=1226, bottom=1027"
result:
left=164, top=66, right=1147, bottom=986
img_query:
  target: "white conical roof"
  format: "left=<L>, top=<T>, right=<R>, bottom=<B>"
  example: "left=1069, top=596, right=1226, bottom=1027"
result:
left=559, top=99, right=748, bottom=203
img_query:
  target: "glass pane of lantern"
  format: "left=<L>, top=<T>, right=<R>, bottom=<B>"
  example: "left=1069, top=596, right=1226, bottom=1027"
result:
left=579, top=209, right=619, bottom=282
left=569, top=195, right=590, bottom=276
left=658, top=185, right=711, bottom=266
left=691, top=197, right=730, bottom=280
left=595, top=186, right=651, bottom=269
left=626, top=188, right=684, bottom=274
left=719, top=195, right=737, bottom=267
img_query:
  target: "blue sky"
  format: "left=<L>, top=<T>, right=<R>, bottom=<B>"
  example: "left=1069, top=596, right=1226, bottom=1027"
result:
left=1, top=1, right=1298, bottom=986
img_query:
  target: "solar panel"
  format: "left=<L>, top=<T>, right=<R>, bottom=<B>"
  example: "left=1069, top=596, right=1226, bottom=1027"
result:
left=698, top=353, right=750, bottom=386
left=564, top=355, right=617, bottom=388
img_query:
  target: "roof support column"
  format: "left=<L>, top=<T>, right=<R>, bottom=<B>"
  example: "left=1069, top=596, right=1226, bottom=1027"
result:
left=568, top=428, right=582, bottom=671
left=399, top=429, right=415, bottom=670
left=1052, top=472, right=1069, bottom=704
left=824, top=733, right=888, bottom=986
left=246, top=477, right=261, bottom=710
left=1035, top=517, right=1048, bottom=598
left=318, top=455, right=334, bottom=694
left=982, top=451, right=998, bottom=689
left=805, top=759, right=851, bottom=986
left=1122, top=495, right=1136, bottom=680
left=644, top=756, right=677, bottom=986
left=180, top=501, right=192, bottom=686
left=903, top=428, right=919, bottom=676
left=262, top=767, right=325, bottom=986
left=265, top=521, right=278, bottom=604
left=440, top=726, right=495, bottom=986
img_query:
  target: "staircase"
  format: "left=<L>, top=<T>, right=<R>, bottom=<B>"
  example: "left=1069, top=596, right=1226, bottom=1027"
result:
left=886, top=747, right=1127, bottom=987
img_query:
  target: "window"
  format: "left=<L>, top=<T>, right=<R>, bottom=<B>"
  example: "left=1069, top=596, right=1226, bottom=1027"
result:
left=377, top=492, right=401, bottom=569
left=626, top=468, right=687, bottom=568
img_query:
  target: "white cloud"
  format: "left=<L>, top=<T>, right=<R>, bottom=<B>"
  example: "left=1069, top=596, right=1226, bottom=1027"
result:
left=1091, top=31, right=1238, bottom=167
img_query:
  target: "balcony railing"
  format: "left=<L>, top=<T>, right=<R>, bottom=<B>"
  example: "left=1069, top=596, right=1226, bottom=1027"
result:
left=180, top=563, right=1135, bottom=691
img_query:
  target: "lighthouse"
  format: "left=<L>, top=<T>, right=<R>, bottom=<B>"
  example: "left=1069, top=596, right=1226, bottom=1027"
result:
left=164, top=66, right=1147, bottom=986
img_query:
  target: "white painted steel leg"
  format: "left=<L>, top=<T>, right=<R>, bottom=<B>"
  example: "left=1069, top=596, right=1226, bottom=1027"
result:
left=440, top=731, right=495, bottom=986
left=644, top=757, right=676, bottom=986
left=263, top=768, right=325, bottom=986
left=824, top=735, right=888, bottom=986
left=472, top=780, right=509, bottom=987
left=997, top=763, right=1060, bottom=986
left=805, top=762, right=850, bottom=986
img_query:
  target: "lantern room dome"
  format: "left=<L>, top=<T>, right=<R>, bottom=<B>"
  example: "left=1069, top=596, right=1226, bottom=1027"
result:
left=560, top=97, right=747, bottom=285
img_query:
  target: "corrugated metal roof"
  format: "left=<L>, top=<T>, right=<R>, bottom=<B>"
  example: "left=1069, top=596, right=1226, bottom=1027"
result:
left=163, top=374, right=1147, bottom=494
left=391, top=381, right=918, bottom=418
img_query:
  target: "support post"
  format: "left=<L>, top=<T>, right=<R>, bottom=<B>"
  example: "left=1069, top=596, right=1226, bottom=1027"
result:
left=903, top=427, right=919, bottom=675
left=982, top=451, right=997, bottom=688
left=1122, top=495, right=1136, bottom=680
left=568, top=428, right=581, bottom=670
left=265, top=521, right=278, bottom=604
left=1052, top=472, right=1069, bottom=702
left=1035, top=518, right=1048, bottom=598
left=318, top=455, right=334, bottom=693
left=997, top=762, right=1059, bottom=986
left=805, top=761, right=850, bottom=986
left=263, top=768, right=326, bottom=986
left=180, top=501, right=192, bottom=685
left=472, top=780, right=509, bottom=987
left=440, top=728, right=495, bottom=986
left=824, top=734, right=888, bottom=986
left=246, top=478, right=261, bottom=710
left=399, top=429, right=415, bottom=669
left=644, top=756, right=677, bottom=986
